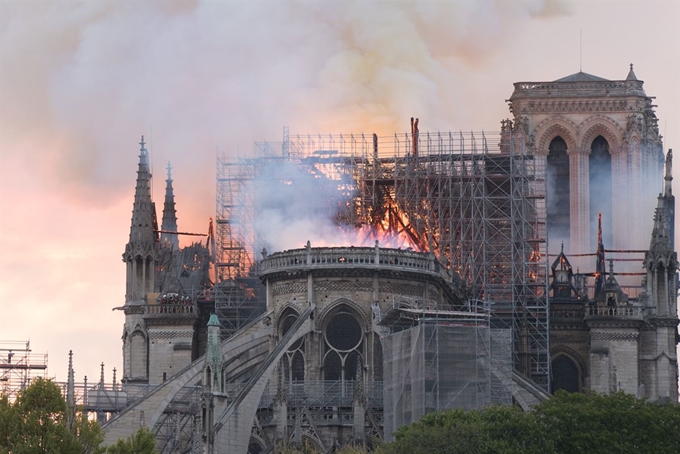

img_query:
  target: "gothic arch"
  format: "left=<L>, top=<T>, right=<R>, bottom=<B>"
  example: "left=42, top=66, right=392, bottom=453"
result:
left=551, top=345, right=586, bottom=373
left=129, top=329, right=148, bottom=380
left=275, top=304, right=301, bottom=333
left=534, top=117, right=578, bottom=154
left=273, top=300, right=306, bottom=328
left=320, top=301, right=366, bottom=382
left=277, top=305, right=306, bottom=383
left=299, top=434, right=324, bottom=453
left=247, top=434, right=267, bottom=454
left=578, top=115, right=624, bottom=152
left=550, top=346, right=585, bottom=393
left=318, top=297, right=369, bottom=331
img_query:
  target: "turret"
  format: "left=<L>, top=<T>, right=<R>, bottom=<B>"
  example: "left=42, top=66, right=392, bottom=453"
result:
left=663, top=149, right=674, bottom=247
left=645, top=183, right=677, bottom=318
left=123, top=136, right=158, bottom=303
left=550, top=243, right=576, bottom=299
left=204, top=314, right=223, bottom=393
left=639, top=151, right=678, bottom=402
left=121, top=136, right=156, bottom=383
left=161, top=162, right=179, bottom=249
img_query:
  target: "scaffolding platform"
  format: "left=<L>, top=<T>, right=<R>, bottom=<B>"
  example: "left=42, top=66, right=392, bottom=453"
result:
left=216, top=129, right=550, bottom=391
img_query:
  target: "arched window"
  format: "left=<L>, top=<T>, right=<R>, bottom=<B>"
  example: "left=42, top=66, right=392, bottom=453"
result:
left=590, top=135, right=612, bottom=248
left=129, top=331, right=147, bottom=380
left=547, top=136, right=570, bottom=250
left=322, top=306, right=364, bottom=382
left=279, top=308, right=305, bottom=383
left=551, top=355, right=580, bottom=393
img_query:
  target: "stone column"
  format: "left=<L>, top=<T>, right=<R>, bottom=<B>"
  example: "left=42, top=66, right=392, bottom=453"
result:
left=569, top=149, right=590, bottom=256
left=628, top=142, right=643, bottom=248
left=611, top=145, right=629, bottom=250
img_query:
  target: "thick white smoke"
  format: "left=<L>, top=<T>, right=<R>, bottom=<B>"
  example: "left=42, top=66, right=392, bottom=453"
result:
left=0, top=0, right=570, bottom=226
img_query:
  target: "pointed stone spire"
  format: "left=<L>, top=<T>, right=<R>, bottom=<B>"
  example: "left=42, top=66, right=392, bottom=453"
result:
left=127, top=136, right=156, bottom=246
left=161, top=162, right=179, bottom=249
left=649, top=194, right=672, bottom=254
left=204, top=314, right=223, bottom=393
left=663, top=149, right=675, bottom=247
left=123, top=136, right=158, bottom=303
left=66, top=350, right=75, bottom=431
left=626, top=63, right=638, bottom=81
left=664, top=149, right=673, bottom=198
left=650, top=150, right=674, bottom=253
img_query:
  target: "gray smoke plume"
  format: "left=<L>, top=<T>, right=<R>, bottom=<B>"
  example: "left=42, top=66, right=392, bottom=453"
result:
left=0, top=0, right=571, bottom=225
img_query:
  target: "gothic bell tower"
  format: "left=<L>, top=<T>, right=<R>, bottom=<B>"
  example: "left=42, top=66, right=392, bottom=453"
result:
left=121, top=136, right=158, bottom=383
left=506, top=65, right=664, bottom=257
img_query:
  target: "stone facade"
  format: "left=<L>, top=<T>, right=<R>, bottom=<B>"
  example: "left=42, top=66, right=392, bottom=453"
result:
left=112, top=69, right=678, bottom=453
left=548, top=181, right=679, bottom=402
left=504, top=66, right=664, bottom=254
left=119, top=137, right=209, bottom=386
left=254, top=243, right=466, bottom=450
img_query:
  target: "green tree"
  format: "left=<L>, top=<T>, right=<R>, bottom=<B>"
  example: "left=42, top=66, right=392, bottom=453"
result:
left=105, top=427, right=157, bottom=454
left=379, top=391, right=680, bottom=454
left=74, top=410, right=105, bottom=454
left=0, top=394, right=19, bottom=454
left=0, top=378, right=109, bottom=454
left=378, top=406, right=551, bottom=454
left=3, top=377, right=80, bottom=454
left=534, top=390, right=680, bottom=454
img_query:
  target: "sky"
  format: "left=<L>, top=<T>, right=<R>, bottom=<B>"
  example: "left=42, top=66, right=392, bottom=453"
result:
left=0, top=0, right=678, bottom=386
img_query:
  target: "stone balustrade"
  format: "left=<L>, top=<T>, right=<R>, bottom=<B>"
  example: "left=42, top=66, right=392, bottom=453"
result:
left=550, top=308, right=585, bottom=320
left=260, top=244, right=447, bottom=279
left=513, top=80, right=645, bottom=97
left=587, top=306, right=643, bottom=317
left=145, top=302, right=197, bottom=316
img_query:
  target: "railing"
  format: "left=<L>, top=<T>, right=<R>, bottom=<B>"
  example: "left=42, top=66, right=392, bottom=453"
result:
left=512, top=80, right=645, bottom=97
left=550, top=308, right=585, bottom=320
left=588, top=306, right=643, bottom=317
left=260, top=245, right=446, bottom=278
left=145, top=303, right=197, bottom=316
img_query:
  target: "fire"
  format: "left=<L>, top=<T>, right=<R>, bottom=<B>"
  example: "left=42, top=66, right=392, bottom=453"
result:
left=358, top=197, right=429, bottom=251
left=528, top=249, right=541, bottom=280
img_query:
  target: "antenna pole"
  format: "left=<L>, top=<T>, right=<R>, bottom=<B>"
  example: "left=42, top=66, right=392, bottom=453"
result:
left=579, top=29, right=582, bottom=72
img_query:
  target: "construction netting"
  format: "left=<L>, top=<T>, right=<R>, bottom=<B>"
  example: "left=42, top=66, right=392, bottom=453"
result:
left=382, top=322, right=512, bottom=441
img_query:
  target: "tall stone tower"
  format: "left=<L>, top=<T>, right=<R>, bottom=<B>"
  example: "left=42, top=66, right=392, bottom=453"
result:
left=121, top=136, right=157, bottom=383
left=120, top=139, right=202, bottom=385
left=641, top=151, right=678, bottom=402
left=506, top=65, right=664, bottom=255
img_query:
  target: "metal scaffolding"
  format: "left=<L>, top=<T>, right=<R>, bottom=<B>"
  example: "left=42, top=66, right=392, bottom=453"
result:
left=0, top=340, right=47, bottom=401
left=215, top=129, right=550, bottom=390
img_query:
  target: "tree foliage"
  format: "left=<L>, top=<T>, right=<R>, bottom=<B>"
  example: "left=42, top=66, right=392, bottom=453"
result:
left=533, top=390, right=680, bottom=454
left=378, top=391, right=680, bottom=454
left=105, top=427, right=157, bottom=454
left=0, top=377, right=80, bottom=454
left=0, top=377, right=107, bottom=454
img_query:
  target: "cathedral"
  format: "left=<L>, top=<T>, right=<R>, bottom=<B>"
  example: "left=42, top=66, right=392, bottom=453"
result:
left=109, top=66, right=678, bottom=452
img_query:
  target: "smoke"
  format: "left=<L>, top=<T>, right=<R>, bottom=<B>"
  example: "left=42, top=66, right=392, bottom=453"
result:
left=251, top=160, right=351, bottom=253
left=0, top=0, right=570, bottom=224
